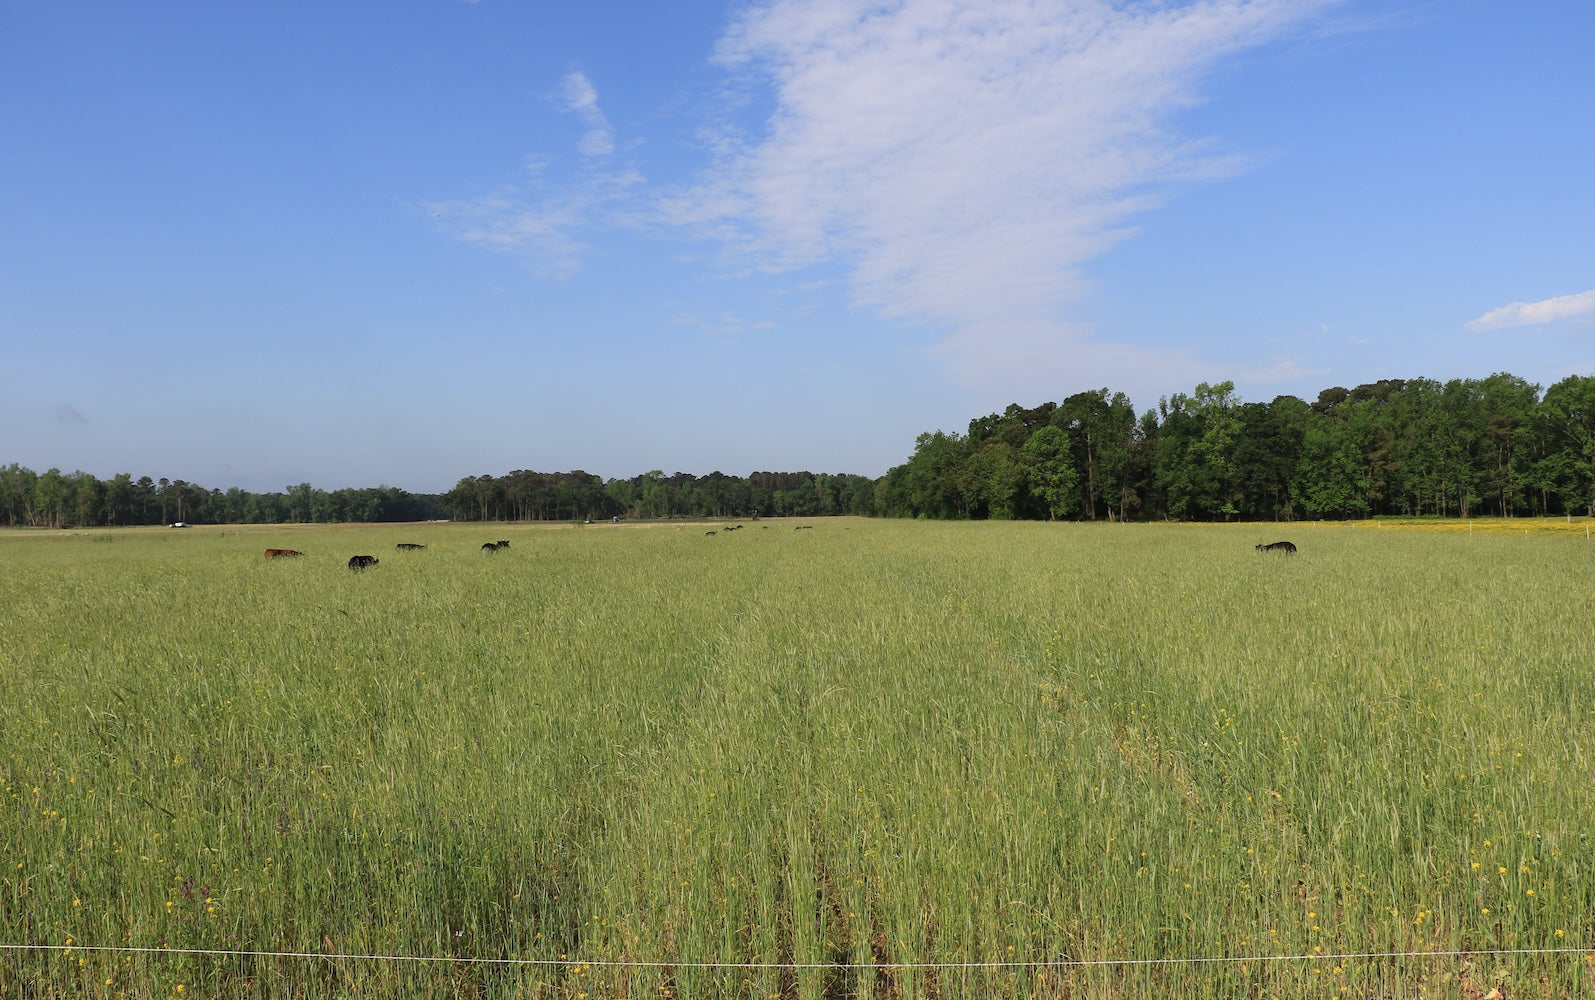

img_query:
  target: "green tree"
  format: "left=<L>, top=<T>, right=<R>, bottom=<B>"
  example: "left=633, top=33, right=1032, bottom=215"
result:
left=638, top=471, right=670, bottom=518
left=1019, top=425, right=1079, bottom=520
left=1384, top=378, right=1446, bottom=515
left=1478, top=372, right=1540, bottom=516
left=961, top=442, right=1023, bottom=520
left=1292, top=409, right=1367, bottom=518
left=1339, top=380, right=1407, bottom=514
left=0, top=464, right=38, bottom=525
left=1055, top=389, right=1128, bottom=519
left=1190, top=381, right=1244, bottom=518
left=1154, top=381, right=1241, bottom=519
left=132, top=476, right=158, bottom=524
left=1438, top=379, right=1488, bottom=518
left=34, top=468, right=69, bottom=528
left=68, top=471, right=104, bottom=527
left=1232, top=397, right=1306, bottom=520
left=885, top=431, right=971, bottom=518
left=285, top=482, right=317, bottom=523
left=1541, top=374, right=1595, bottom=517
left=104, top=473, right=136, bottom=526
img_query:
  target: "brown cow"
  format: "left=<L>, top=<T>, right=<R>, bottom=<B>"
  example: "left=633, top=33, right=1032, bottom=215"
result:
left=264, top=549, right=304, bottom=559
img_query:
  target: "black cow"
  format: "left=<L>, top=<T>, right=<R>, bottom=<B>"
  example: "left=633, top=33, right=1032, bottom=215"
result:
left=482, top=542, right=500, bottom=552
left=348, top=555, right=379, bottom=571
left=1255, top=541, right=1297, bottom=554
left=395, top=543, right=426, bottom=551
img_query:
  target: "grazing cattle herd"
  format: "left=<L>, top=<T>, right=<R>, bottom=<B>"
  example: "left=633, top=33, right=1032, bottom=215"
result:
left=262, top=529, right=1298, bottom=577
left=256, top=525, right=834, bottom=570
left=264, top=528, right=1297, bottom=572
left=259, top=539, right=520, bottom=569
left=259, top=538, right=532, bottom=571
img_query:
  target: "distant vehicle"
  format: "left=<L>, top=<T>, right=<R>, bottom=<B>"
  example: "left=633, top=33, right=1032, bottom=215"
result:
left=169, top=521, right=190, bottom=528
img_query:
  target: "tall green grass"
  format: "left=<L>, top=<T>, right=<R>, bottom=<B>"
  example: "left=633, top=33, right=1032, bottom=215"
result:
left=1, top=520, right=1592, bottom=997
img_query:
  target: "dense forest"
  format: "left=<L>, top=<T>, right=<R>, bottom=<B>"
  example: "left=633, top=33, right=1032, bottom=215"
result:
left=7, top=371, right=1593, bottom=528
left=444, top=469, right=879, bottom=522
left=0, top=466, right=875, bottom=528
left=0, top=471, right=449, bottom=529
left=878, top=372, right=1595, bottom=521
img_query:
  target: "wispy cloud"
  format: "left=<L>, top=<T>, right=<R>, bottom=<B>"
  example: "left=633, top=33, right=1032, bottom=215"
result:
left=428, top=71, right=635, bottom=274
left=1465, top=289, right=1595, bottom=332
left=435, top=1, right=1341, bottom=399
left=428, top=164, right=642, bottom=278
left=678, top=0, right=1340, bottom=398
left=672, top=310, right=780, bottom=339
left=560, top=71, right=615, bottom=158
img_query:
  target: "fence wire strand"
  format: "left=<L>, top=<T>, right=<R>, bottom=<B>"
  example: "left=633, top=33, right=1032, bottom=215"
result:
left=2, top=941, right=1591, bottom=971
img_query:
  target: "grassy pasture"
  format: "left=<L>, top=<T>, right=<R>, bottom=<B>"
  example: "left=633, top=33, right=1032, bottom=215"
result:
left=2, top=518, right=1593, bottom=998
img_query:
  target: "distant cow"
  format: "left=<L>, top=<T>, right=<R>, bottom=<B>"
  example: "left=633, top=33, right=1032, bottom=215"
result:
left=263, top=548, right=303, bottom=559
left=705, top=530, right=716, bottom=536
left=482, top=542, right=502, bottom=552
left=347, top=555, right=379, bottom=571
left=1255, top=541, right=1297, bottom=554
left=496, top=540, right=510, bottom=548
left=395, top=543, right=426, bottom=551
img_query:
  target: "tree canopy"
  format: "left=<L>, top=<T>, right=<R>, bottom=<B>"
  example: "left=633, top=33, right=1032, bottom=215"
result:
left=879, top=373, right=1595, bottom=521
left=10, top=371, right=1593, bottom=527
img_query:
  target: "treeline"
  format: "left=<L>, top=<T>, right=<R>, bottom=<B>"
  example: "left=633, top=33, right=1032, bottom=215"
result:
left=13, top=371, right=1593, bottom=528
left=878, top=373, right=1595, bottom=521
left=0, top=463, right=879, bottom=528
left=0, top=467, right=446, bottom=528
left=444, top=469, right=879, bottom=521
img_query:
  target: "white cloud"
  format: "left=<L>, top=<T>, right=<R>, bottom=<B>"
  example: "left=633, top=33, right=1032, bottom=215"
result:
left=435, top=0, right=1339, bottom=389
left=672, top=311, right=780, bottom=339
left=561, top=70, right=615, bottom=158
left=427, top=168, right=643, bottom=277
left=927, top=317, right=1211, bottom=404
left=428, top=72, right=634, bottom=272
left=679, top=0, right=1339, bottom=397
left=1465, top=289, right=1595, bottom=332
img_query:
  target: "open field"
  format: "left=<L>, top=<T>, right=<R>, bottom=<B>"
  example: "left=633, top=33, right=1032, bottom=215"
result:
left=2, top=519, right=1593, bottom=998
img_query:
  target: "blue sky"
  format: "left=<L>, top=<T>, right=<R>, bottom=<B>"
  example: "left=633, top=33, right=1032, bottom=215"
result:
left=3, top=1, right=1591, bottom=494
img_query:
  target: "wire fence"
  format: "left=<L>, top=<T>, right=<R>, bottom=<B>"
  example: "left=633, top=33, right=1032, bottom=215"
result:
left=2, top=941, right=1591, bottom=971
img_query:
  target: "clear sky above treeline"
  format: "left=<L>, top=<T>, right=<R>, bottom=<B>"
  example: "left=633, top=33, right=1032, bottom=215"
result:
left=4, top=1, right=1591, bottom=494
